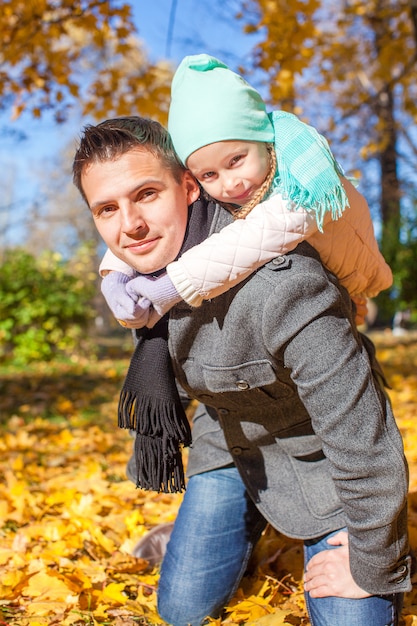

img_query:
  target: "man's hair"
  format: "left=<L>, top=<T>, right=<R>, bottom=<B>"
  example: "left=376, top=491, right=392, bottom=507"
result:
left=72, top=116, right=185, bottom=204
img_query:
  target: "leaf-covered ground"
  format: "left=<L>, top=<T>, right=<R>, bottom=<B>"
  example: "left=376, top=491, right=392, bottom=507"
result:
left=1, top=333, right=417, bottom=626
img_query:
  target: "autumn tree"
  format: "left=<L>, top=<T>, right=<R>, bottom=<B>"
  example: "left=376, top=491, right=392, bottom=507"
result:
left=238, top=0, right=417, bottom=318
left=0, top=0, right=176, bottom=269
left=0, top=0, right=173, bottom=123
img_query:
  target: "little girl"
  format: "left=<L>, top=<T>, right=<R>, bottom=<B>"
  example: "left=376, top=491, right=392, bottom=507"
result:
left=100, top=54, right=392, bottom=326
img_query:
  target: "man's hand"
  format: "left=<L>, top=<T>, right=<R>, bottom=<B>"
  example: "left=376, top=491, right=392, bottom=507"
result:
left=101, top=271, right=152, bottom=329
left=304, top=531, right=371, bottom=599
left=126, top=272, right=182, bottom=317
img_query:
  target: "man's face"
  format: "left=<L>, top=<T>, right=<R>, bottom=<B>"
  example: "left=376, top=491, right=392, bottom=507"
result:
left=82, top=148, right=200, bottom=274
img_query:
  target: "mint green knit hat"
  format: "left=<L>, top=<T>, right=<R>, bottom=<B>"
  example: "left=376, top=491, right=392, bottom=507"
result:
left=168, top=54, right=274, bottom=165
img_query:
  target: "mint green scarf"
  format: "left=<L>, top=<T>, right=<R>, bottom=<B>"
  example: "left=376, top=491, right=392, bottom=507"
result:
left=268, top=111, right=349, bottom=232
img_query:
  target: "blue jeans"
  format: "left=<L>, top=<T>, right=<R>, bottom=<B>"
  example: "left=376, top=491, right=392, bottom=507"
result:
left=157, top=466, right=403, bottom=626
left=157, top=466, right=266, bottom=625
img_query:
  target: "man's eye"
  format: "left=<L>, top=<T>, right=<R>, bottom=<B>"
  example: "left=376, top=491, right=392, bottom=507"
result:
left=95, top=205, right=116, bottom=217
left=139, top=189, right=157, bottom=201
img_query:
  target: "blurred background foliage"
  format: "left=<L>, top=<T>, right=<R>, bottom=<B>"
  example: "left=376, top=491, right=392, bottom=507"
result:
left=0, top=244, right=98, bottom=364
left=1, top=0, right=417, bottom=364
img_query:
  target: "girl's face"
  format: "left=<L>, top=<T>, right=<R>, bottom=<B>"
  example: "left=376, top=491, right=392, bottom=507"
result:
left=186, top=140, right=270, bottom=206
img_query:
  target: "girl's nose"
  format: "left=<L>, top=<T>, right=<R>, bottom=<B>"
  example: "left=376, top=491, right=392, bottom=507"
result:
left=222, top=174, right=241, bottom=193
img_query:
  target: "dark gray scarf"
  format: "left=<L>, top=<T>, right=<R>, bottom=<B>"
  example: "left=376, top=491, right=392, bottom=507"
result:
left=118, top=198, right=216, bottom=493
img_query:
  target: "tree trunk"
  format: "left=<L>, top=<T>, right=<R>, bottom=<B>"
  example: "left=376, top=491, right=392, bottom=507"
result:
left=377, top=83, right=401, bottom=271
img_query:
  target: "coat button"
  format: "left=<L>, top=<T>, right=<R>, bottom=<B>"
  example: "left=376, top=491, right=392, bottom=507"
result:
left=394, top=575, right=406, bottom=584
left=218, top=408, right=229, bottom=415
left=231, top=447, right=243, bottom=455
left=393, top=563, right=408, bottom=583
left=236, top=380, right=250, bottom=390
left=272, top=256, right=286, bottom=265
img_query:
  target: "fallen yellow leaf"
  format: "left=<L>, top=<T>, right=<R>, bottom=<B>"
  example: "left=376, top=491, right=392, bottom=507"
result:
left=22, top=570, right=74, bottom=600
left=99, top=581, right=128, bottom=604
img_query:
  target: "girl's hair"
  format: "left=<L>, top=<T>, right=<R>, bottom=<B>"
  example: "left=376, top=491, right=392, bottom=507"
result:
left=235, top=144, right=277, bottom=219
left=73, top=116, right=185, bottom=205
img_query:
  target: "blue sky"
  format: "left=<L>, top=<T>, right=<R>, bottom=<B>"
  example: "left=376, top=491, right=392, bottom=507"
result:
left=0, top=1, right=259, bottom=246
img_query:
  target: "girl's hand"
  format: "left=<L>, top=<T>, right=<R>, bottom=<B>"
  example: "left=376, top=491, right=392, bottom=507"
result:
left=101, top=271, right=151, bottom=329
left=351, top=296, right=368, bottom=326
left=126, top=272, right=182, bottom=317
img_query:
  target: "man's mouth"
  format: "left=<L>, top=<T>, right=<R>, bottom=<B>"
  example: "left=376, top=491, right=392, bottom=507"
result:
left=124, top=237, right=159, bottom=253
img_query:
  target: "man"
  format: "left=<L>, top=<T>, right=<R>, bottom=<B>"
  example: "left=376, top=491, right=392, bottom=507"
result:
left=73, top=116, right=410, bottom=626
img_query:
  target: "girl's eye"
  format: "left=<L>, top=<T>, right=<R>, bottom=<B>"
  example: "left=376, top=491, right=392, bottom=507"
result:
left=230, top=154, right=243, bottom=166
left=201, top=171, right=215, bottom=181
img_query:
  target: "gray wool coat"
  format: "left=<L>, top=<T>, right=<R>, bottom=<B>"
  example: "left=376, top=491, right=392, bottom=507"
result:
left=167, top=204, right=411, bottom=596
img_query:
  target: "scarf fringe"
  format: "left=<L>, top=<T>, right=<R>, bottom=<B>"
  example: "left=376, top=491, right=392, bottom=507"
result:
left=118, top=389, right=191, bottom=493
left=277, top=176, right=347, bottom=232
left=270, top=110, right=349, bottom=232
left=118, top=389, right=192, bottom=443
left=134, top=434, right=187, bottom=493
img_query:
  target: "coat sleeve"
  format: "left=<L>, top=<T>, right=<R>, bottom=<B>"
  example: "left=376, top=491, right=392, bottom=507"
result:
left=264, top=268, right=410, bottom=595
left=98, top=249, right=137, bottom=278
left=167, top=194, right=319, bottom=307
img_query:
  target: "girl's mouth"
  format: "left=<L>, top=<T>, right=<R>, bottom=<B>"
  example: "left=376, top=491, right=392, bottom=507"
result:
left=230, top=187, right=254, bottom=203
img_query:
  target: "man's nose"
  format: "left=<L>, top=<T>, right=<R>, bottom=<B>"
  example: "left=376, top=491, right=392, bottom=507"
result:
left=120, top=203, right=146, bottom=234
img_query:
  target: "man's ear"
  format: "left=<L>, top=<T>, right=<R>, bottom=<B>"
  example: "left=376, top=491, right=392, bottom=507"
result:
left=183, top=171, right=201, bottom=205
